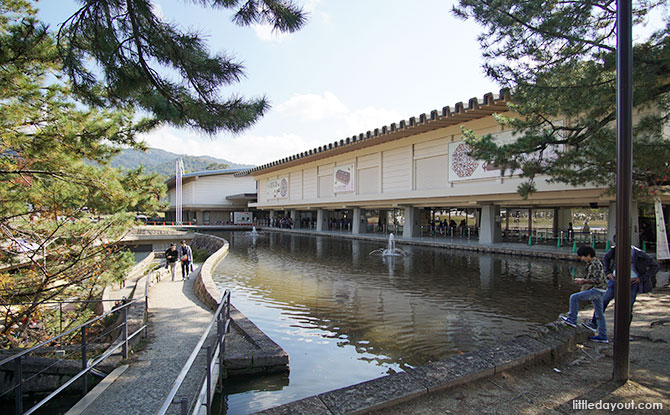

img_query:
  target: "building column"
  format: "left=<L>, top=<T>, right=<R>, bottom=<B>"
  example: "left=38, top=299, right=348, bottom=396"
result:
left=352, top=208, right=362, bottom=234
left=403, top=207, right=420, bottom=238
left=556, top=208, right=572, bottom=240
left=290, top=209, right=298, bottom=228
left=607, top=201, right=640, bottom=246
left=316, top=209, right=325, bottom=231
left=480, top=204, right=502, bottom=244
left=196, top=210, right=203, bottom=224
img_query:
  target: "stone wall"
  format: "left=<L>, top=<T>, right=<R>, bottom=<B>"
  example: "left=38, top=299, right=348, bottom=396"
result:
left=191, top=233, right=229, bottom=310
left=255, top=323, right=591, bottom=415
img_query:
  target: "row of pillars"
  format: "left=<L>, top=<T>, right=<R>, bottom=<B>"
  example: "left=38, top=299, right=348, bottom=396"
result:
left=268, top=201, right=639, bottom=246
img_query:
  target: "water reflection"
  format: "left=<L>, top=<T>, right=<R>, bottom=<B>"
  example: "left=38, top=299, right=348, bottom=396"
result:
left=210, top=231, right=577, bottom=414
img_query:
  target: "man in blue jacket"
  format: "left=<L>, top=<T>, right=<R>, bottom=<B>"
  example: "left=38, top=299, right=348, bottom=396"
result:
left=583, top=234, right=660, bottom=332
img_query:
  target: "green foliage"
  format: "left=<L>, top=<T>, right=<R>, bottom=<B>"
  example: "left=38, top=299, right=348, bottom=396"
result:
left=0, top=0, right=166, bottom=346
left=57, top=0, right=306, bottom=135
left=205, top=162, right=231, bottom=171
left=106, top=148, right=249, bottom=176
left=191, top=247, right=210, bottom=264
left=454, top=0, right=670, bottom=199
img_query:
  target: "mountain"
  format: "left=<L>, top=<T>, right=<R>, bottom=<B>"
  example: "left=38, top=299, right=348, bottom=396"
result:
left=109, top=148, right=254, bottom=176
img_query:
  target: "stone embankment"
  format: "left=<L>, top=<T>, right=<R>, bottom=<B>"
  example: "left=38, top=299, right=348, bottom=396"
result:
left=190, top=233, right=289, bottom=377
left=254, top=323, right=591, bottom=415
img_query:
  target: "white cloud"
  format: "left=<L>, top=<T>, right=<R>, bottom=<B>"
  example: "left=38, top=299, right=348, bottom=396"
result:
left=303, top=0, right=322, bottom=13
left=276, top=91, right=348, bottom=120
left=339, top=106, right=404, bottom=137
left=275, top=91, right=404, bottom=137
left=304, top=0, right=330, bottom=25
left=138, top=92, right=405, bottom=167
left=319, top=12, right=331, bottom=24
left=138, top=126, right=321, bottom=166
left=251, top=24, right=290, bottom=42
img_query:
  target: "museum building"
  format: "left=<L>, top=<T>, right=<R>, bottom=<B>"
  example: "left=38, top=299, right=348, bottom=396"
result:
left=233, top=90, right=670, bottom=247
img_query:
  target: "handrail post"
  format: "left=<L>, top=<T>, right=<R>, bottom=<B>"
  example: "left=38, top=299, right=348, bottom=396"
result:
left=225, top=293, right=230, bottom=325
left=144, top=279, right=149, bottom=339
left=173, top=397, right=187, bottom=415
left=122, top=306, right=128, bottom=359
left=59, top=302, right=63, bottom=334
left=14, top=356, right=23, bottom=415
left=81, top=326, right=88, bottom=396
left=216, top=316, right=224, bottom=392
left=205, top=345, right=212, bottom=415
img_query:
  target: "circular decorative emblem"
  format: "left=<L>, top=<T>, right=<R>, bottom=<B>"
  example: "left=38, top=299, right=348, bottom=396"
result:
left=451, top=143, right=479, bottom=178
left=279, top=178, right=288, bottom=197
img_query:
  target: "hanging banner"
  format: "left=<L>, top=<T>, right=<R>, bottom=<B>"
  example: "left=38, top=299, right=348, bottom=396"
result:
left=267, top=176, right=289, bottom=199
left=654, top=197, right=670, bottom=260
left=333, top=163, right=354, bottom=193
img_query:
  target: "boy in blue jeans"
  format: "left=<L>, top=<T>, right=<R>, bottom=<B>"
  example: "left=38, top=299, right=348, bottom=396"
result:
left=560, top=246, right=609, bottom=343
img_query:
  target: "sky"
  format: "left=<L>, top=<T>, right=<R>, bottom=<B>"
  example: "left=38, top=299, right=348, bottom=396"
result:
left=35, top=0, right=667, bottom=167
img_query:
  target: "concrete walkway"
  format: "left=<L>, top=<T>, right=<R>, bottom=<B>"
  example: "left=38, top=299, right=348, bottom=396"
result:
left=75, top=265, right=215, bottom=415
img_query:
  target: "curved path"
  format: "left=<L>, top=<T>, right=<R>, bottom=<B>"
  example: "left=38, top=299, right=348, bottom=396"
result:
left=72, top=265, right=214, bottom=415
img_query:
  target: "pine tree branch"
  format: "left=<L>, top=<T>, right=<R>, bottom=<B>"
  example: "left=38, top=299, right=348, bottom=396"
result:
left=481, top=0, right=616, bottom=53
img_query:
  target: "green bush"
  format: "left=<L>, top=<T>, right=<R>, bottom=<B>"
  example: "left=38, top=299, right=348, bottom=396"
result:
left=192, top=247, right=210, bottom=264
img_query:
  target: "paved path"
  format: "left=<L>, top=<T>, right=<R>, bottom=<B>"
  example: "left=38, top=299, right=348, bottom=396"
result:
left=78, top=265, right=214, bottom=415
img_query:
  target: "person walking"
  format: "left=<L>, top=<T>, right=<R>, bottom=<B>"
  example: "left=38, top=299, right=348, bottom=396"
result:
left=164, top=243, right=179, bottom=281
left=180, top=240, right=193, bottom=280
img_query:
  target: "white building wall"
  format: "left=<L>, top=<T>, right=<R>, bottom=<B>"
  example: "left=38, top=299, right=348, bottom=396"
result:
left=193, top=175, right=255, bottom=206
left=167, top=173, right=256, bottom=208
left=318, top=163, right=334, bottom=199
left=303, top=167, right=318, bottom=200
left=248, top=112, right=622, bottom=209
left=182, top=181, right=195, bottom=205
left=414, top=137, right=449, bottom=191
left=290, top=171, right=303, bottom=201
left=382, top=147, right=412, bottom=193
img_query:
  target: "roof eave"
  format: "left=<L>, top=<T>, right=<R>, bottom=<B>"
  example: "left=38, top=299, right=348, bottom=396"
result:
left=235, top=90, right=510, bottom=177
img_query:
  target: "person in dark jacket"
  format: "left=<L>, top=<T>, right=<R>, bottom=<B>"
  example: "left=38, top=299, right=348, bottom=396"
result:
left=584, top=234, right=660, bottom=332
left=180, top=240, right=193, bottom=280
left=165, top=243, right=180, bottom=281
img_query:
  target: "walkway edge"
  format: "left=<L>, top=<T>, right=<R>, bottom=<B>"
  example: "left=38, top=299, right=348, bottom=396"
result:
left=192, top=233, right=229, bottom=310
left=253, top=324, right=590, bottom=415
left=64, top=365, right=129, bottom=415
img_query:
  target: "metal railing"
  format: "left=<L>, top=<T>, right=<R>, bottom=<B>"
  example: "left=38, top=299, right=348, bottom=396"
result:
left=156, top=289, right=231, bottom=415
left=419, top=225, right=478, bottom=239
left=501, top=228, right=610, bottom=246
left=5, top=298, right=132, bottom=335
left=0, top=299, right=148, bottom=415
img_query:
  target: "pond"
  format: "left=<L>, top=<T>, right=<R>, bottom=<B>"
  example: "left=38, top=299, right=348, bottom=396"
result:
left=210, top=231, right=580, bottom=414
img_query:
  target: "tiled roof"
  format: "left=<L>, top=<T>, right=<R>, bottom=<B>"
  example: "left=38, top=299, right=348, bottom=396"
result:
left=235, top=90, right=510, bottom=177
